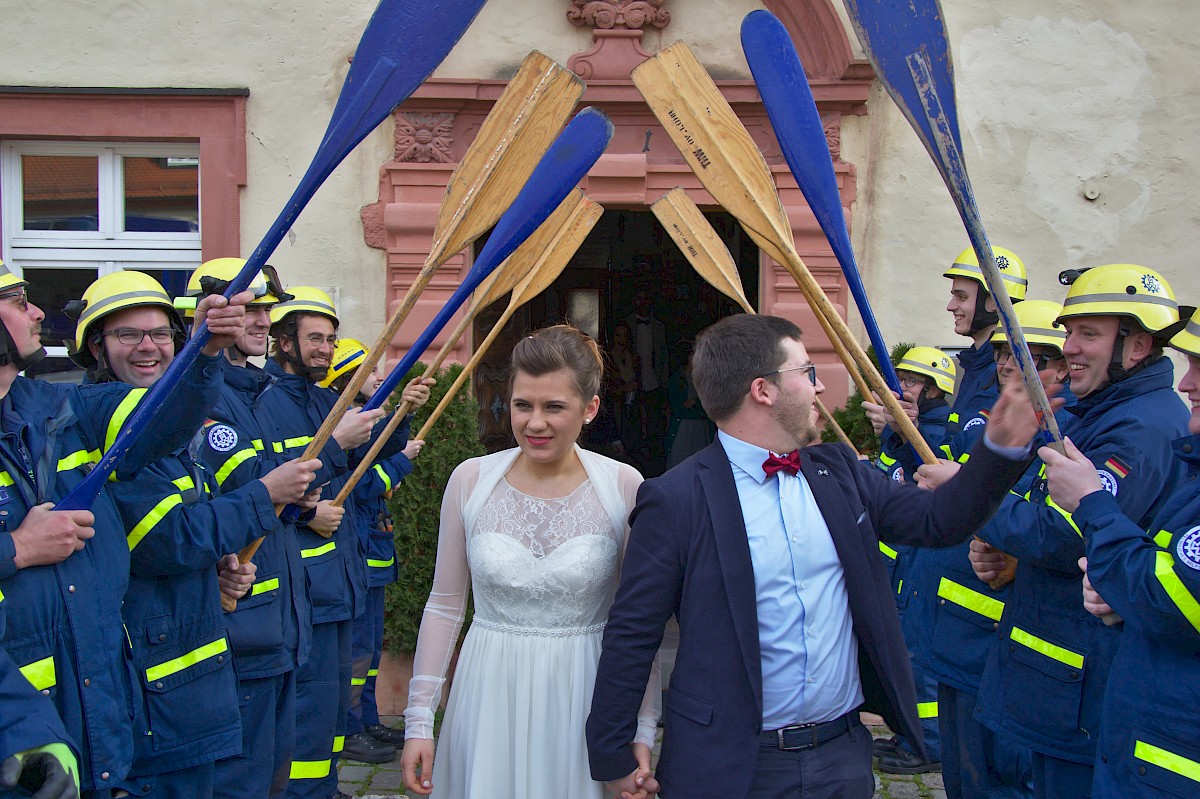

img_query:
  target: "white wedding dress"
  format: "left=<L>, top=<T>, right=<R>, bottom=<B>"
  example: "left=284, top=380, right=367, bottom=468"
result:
left=404, top=447, right=659, bottom=799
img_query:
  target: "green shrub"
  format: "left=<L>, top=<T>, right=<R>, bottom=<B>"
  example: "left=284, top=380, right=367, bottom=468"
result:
left=384, top=362, right=484, bottom=657
left=821, top=342, right=914, bottom=457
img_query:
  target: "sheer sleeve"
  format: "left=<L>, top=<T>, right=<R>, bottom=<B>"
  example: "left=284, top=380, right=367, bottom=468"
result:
left=403, top=460, right=476, bottom=740
left=615, top=463, right=662, bottom=747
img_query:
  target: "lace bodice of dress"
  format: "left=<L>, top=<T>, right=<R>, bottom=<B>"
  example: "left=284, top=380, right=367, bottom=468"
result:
left=469, top=479, right=622, bottom=632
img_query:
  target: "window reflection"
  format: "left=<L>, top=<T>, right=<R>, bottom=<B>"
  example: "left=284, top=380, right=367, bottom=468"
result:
left=21, top=155, right=99, bottom=231
left=123, top=157, right=199, bottom=233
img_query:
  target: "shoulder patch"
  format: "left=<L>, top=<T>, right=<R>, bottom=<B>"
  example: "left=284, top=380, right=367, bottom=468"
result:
left=1177, top=526, right=1200, bottom=571
left=963, top=416, right=986, bottom=431
left=1096, top=469, right=1119, bottom=496
left=207, top=424, right=239, bottom=453
left=1103, top=456, right=1131, bottom=479
left=891, top=468, right=905, bottom=483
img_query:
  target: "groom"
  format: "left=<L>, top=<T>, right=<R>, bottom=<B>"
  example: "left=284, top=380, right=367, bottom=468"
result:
left=586, top=314, right=1055, bottom=798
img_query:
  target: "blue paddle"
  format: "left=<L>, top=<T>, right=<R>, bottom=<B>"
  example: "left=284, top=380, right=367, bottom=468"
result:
left=56, top=0, right=487, bottom=511
left=842, top=0, right=1062, bottom=448
left=362, top=107, right=615, bottom=413
left=742, top=9, right=903, bottom=397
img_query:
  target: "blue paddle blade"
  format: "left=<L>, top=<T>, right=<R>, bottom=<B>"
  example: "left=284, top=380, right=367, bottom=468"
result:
left=363, top=107, right=614, bottom=411
left=55, top=0, right=485, bottom=511
left=742, top=10, right=901, bottom=395
left=842, top=0, right=961, bottom=172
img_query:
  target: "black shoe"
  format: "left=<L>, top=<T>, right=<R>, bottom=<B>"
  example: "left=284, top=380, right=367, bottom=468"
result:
left=872, top=735, right=902, bottom=758
left=341, top=732, right=396, bottom=764
left=877, top=748, right=942, bottom=774
left=365, top=723, right=406, bottom=747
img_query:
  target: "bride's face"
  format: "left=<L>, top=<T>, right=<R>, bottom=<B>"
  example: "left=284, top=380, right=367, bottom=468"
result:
left=509, top=368, right=599, bottom=467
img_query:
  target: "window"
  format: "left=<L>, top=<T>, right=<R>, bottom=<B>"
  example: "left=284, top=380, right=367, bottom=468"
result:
left=1, top=141, right=202, bottom=380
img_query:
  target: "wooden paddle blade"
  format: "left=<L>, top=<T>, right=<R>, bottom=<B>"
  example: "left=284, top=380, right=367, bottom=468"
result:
left=472, top=188, right=587, bottom=310
left=506, top=194, right=603, bottom=303
left=631, top=43, right=797, bottom=264
left=427, top=51, right=584, bottom=268
left=651, top=189, right=753, bottom=314
left=842, top=0, right=962, bottom=166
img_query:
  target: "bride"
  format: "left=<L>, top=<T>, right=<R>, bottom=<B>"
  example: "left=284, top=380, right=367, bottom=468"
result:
left=401, top=325, right=660, bottom=799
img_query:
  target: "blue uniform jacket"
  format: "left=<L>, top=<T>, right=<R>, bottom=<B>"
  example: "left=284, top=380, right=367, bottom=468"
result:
left=113, top=449, right=278, bottom=776
left=193, top=362, right=311, bottom=680
left=350, top=447, right=412, bottom=589
left=1073, top=434, right=1200, bottom=797
left=0, top=357, right=222, bottom=793
left=975, top=356, right=1189, bottom=763
left=876, top=397, right=951, bottom=486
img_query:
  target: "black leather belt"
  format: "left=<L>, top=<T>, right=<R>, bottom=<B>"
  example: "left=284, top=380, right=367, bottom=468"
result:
left=761, top=711, right=855, bottom=751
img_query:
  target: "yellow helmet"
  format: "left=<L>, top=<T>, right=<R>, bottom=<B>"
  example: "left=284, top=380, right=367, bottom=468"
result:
left=897, top=346, right=957, bottom=394
left=176, top=257, right=289, bottom=317
left=66, top=271, right=183, bottom=368
left=0, top=259, right=29, bottom=293
left=1055, top=264, right=1179, bottom=334
left=268, top=286, right=338, bottom=329
left=319, top=338, right=367, bottom=388
left=1169, top=308, right=1200, bottom=359
left=944, top=246, right=1028, bottom=301
left=991, top=299, right=1066, bottom=355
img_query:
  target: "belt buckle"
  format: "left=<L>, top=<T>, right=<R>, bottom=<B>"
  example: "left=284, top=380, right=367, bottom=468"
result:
left=776, top=722, right=818, bottom=751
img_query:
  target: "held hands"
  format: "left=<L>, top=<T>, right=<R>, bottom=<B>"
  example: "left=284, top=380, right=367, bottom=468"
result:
left=196, top=290, right=255, bottom=356
left=861, top=391, right=916, bottom=436
left=604, top=743, right=659, bottom=799
left=914, top=459, right=960, bottom=491
left=259, top=458, right=322, bottom=505
left=333, top=407, right=386, bottom=450
left=217, top=554, right=257, bottom=601
left=403, top=439, right=425, bottom=460
left=401, top=738, right=435, bottom=795
left=10, top=505, right=95, bottom=569
left=1037, top=437, right=1102, bottom=514
left=308, top=500, right=345, bottom=536
left=984, top=369, right=1065, bottom=450
left=401, top=377, right=435, bottom=409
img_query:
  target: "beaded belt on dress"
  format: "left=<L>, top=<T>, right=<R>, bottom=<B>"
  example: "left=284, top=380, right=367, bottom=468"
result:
left=472, top=618, right=606, bottom=637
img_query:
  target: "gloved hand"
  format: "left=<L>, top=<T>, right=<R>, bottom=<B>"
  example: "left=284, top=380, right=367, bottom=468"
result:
left=0, top=743, right=79, bottom=799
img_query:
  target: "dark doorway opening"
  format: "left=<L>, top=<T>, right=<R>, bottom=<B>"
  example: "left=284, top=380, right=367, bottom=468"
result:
left=472, top=208, right=759, bottom=476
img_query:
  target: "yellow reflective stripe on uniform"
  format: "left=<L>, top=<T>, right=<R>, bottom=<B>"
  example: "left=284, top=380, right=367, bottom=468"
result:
left=939, top=444, right=953, bottom=459
left=351, top=677, right=367, bottom=686
left=372, top=463, right=393, bottom=492
left=251, top=439, right=264, bottom=451
left=251, top=578, right=280, bottom=596
left=332, top=736, right=344, bottom=754
left=171, top=476, right=195, bottom=492
left=367, top=556, right=395, bottom=569
left=878, top=542, right=899, bottom=560
left=917, top=701, right=938, bottom=719
left=215, top=448, right=257, bottom=487
left=19, top=656, right=56, bottom=691
left=277, top=436, right=312, bottom=452
left=57, top=449, right=99, bottom=472
left=1010, top=626, right=1084, bottom=669
left=878, top=452, right=897, bottom=467
left=1045, top=495, right=1082, bottom=536
left=105, top=389, right=146, bottom=453
left=0, top=585, right=4, bottom=602
left=127, top=494, right=184, bottom=552
left=300, top=541, right=336, bottom=559
left=1153, top=550, right=1200, bottom=635
left=1154, top=530, right=1173, bottom=549
left=367, top=668, right=378, bottom=678
left=272, top=442, right=284, bottom=453
left=956, top=451, right=970, bottom=464
left=289, top=760, right=331, bottom=780
left=145, top=638, right=229, bottom=682
left=948, top=413, right=960, bottom=423
left=0, top=471, right=12, bottom=486
left=1134, top=740, right=1200, bottom=783
left=937, top=577, right=1004, bottom=622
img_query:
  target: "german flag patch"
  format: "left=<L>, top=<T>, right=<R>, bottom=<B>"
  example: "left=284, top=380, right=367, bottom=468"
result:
left=1104, top=456, right=1131, bottom=479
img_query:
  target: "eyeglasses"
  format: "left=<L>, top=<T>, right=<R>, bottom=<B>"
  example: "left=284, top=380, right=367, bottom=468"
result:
left=103, top=327, right=176, bottom=346
left=899, top=374, right=925, bottom=388
left=0, top=287, right=29, bottom=310
left=994, top=347, right=1064, bottom=368
left=302, top=333, right=338, bottom=347
left=760, top=363, right=818, bottom=386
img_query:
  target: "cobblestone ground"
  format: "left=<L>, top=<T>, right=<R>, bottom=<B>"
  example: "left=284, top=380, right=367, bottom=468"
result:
left=335, top=717, right=943, bottom=798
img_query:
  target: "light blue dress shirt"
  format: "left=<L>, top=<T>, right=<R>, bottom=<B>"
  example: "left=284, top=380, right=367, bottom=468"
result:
left=718, top=431, right=864, bottom=730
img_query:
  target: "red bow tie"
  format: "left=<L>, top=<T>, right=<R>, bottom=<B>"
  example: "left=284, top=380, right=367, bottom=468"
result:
left=762, top=450, right=801, bottom=477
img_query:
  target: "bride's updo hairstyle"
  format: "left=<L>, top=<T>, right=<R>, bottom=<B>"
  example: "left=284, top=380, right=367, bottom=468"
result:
left=510, top=324, right=603, bottom=402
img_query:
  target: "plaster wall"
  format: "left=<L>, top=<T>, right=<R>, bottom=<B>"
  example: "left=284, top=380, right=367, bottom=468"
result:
left=2, top=0, right=1198, bottom=367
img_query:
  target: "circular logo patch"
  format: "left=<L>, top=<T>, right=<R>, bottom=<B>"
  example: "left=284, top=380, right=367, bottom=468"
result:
left=1177, top=526, right=1200, bottom=571
left=964, top=416, right=986, bottom=431
left=1096, top=469, right=1119, bottom=496
left=207, top=424, right=239, bottom=453
left=891, top=468, right=905, bottom=483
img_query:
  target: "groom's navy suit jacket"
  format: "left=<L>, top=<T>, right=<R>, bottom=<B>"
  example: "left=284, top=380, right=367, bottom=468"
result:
left=587, top=436, right=1030, bottom=798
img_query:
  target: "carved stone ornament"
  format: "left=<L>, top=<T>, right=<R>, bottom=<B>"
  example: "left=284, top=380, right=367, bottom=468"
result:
left=566, top=1, right=671, bottom=31
left=395, top=112, right=455, bottom=163
left=822, top=114, right=841, bottom=160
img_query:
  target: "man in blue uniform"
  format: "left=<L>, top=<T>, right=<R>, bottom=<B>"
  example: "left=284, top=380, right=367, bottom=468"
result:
left=970, top=264, right=1190, bottom=799
left=1037, top=309, right=1200, bottom=798
left=0, top=258, right=247, bottom=797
